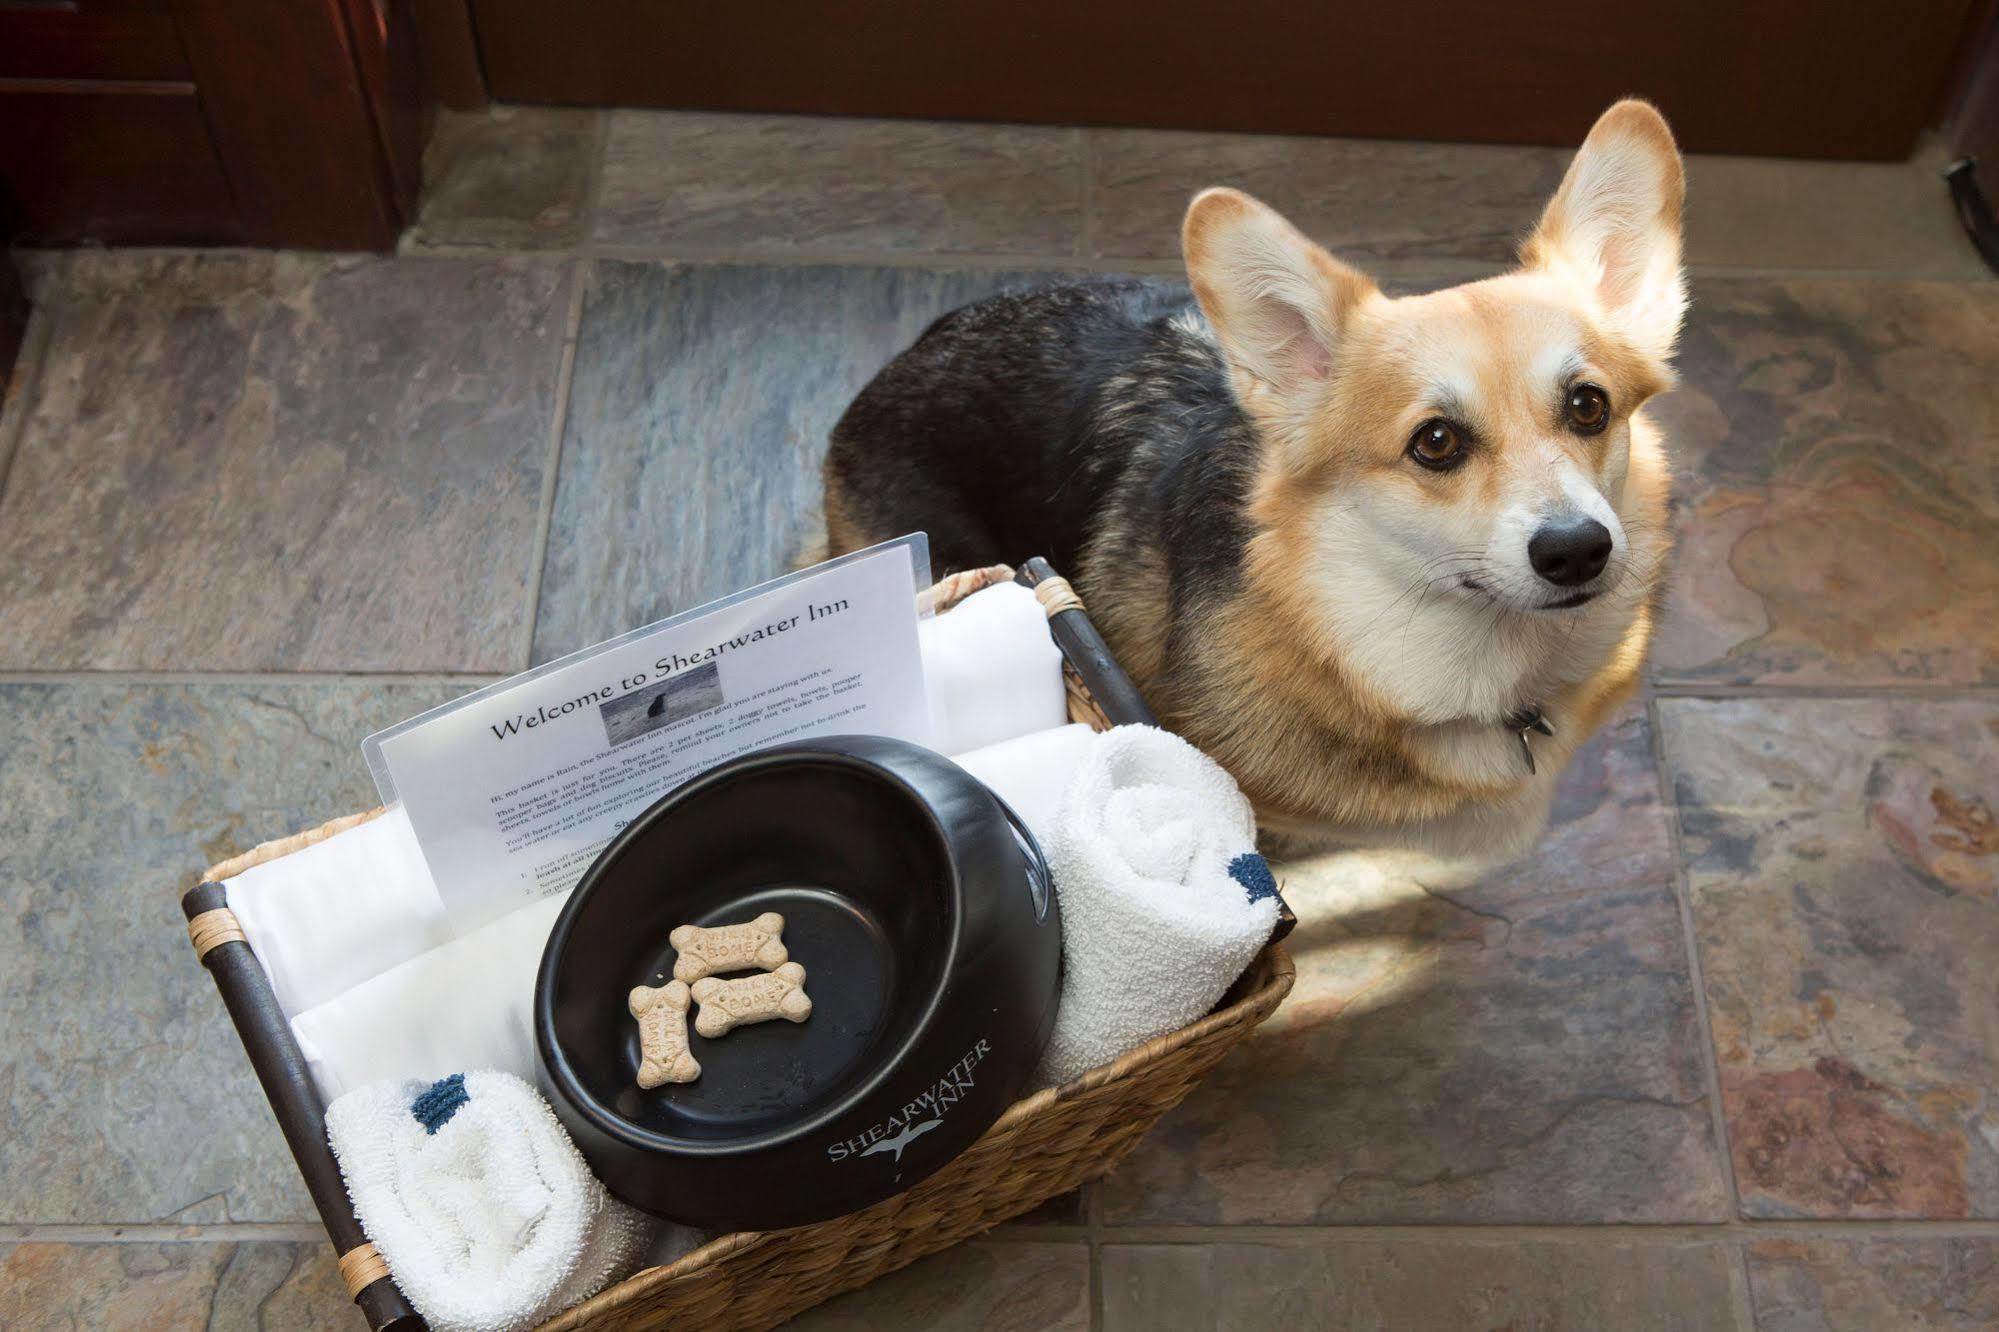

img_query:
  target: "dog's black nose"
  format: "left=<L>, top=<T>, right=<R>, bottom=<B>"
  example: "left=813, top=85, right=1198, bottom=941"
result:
left=1528, top=518, right=1613, bottom=587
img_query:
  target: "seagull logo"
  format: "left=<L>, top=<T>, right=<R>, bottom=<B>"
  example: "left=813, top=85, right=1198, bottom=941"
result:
left=825, top=1037, right=993, bottom=1164
left=859, top=1117, right=941, bottom=1163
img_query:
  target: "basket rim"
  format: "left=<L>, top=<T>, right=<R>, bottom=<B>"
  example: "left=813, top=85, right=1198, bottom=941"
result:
left=205, top=794, right=1296, bottom=1315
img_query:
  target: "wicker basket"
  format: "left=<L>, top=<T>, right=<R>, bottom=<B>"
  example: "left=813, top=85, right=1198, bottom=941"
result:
left=184, top=559, right=1294, bottom=1331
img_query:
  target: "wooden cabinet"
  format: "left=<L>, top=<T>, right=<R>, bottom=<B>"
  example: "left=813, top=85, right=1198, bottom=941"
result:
left=1946, top=4, right=1999, bottom=270
left=1, top=241, right=25, bottom=400
left=0, top=0, right=431, bottom=248
left=470, top=0, right=1989, bottom=161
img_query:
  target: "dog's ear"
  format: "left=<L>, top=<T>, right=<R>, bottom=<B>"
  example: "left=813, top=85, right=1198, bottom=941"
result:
left=1523, top=99, right=1686, bottom=359
left=1182, top=188, right=1373, bottom=406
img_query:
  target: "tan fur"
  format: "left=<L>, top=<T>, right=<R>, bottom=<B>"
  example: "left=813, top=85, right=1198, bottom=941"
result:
left=823, top=467, right=876, bottom=558
left=828, top=101, right=1685, bottom=860
left=792, top=507, right=831, bottom=571
left=1134, top=412, right=1668, bottom=856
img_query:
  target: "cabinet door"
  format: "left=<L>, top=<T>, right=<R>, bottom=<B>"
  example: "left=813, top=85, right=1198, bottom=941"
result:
left=0, top=0, right=235, bottom=243
left=468, top=0, right=1983, bottom=160
left=0, top=0, right=189, bottom=81
left=0, top=87, right=240, bottom=245
left=1, top=246, right=25, bottom=402
left=0, top=0, right=425, bottom=248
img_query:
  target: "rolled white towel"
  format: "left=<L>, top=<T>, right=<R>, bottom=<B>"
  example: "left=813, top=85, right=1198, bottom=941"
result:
left=950, top=723, right=1098, bottom=846
left=919, top=581, right=1068, bottom=756
left=292, top=892, right=566, bottom=1104
left=227, top=808, right=452, bottom=1018
left=1036, top=725, right=1280, bottom=1086
left=325, top=1069, right=654, bottom=1332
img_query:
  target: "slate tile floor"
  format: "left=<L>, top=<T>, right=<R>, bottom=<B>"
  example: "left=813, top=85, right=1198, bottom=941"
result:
left=1, top=107, right=1993, bottom=1329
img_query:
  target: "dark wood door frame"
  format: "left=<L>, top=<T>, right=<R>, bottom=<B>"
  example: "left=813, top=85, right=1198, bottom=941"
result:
left=1946, top=0, right=1999, bottom=269
left=415, top=0, right=487, bottom=111
left=1, top=245, right=26, bottom=406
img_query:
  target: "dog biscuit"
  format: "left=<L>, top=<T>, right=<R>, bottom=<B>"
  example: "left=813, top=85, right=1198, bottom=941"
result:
left=669, top=911, right=788, bottom=983
left=691, top=961, right=812, bottom=1037
left=629, top=981, right=701, bottom=1088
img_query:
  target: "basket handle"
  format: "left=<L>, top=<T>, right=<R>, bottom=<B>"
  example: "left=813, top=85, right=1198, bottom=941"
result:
left=1012, top=558, right=1296, bottom=943
left=1014, top=557, right=1158, bottom=727
left=181, top=882, right=426, bottom=1331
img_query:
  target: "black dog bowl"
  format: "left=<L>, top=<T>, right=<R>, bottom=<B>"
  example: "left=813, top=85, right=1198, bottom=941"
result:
left=536, top=734, right=1062, bottom=1231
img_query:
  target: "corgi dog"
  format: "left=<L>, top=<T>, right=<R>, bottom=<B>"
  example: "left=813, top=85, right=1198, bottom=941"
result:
left=820, top=100, right=1684, bottom=859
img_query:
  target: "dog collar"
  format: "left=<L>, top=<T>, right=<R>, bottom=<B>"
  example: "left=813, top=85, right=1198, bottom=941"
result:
left=1504, top=706, right=1555, bottom=775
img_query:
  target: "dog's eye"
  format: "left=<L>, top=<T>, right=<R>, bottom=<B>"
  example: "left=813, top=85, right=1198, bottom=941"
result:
left=1567, top=384, right=1610, bottom=434
left=1407, top=418, right=1465, bottom=470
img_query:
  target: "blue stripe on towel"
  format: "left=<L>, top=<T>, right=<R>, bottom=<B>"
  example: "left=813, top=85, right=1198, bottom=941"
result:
left=411, top=1073, right=469, bottom=1134
left=1227, top=852, right=1279, bottom=904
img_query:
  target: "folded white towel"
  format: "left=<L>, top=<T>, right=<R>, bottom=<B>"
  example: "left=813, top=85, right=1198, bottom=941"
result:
left=325, top=1069, right=653, bottom=1332
left=292, top=892, right=566, bottom=1104
left=227, top=808, right=452, bottom=1018
left=950, top=723, right=1098, bottom=846
left=1036, top=726, right=1280, bottom=1086
left=920, top=582, right=1068, bottom=756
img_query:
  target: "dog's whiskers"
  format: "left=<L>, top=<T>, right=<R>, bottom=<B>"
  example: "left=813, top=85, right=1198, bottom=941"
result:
left=1351, top=550, right=1488, bottom=642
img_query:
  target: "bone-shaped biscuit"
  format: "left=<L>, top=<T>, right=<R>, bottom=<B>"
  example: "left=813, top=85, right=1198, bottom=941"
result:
left=629, top=980, right=701, bottom=1088
left=690, top=961, right=812, bottom=1037
left=669, top=912, right=788, bottom=983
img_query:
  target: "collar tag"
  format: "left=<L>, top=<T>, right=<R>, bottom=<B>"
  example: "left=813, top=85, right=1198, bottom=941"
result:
left=1505, top=706, right=1555, bottom=775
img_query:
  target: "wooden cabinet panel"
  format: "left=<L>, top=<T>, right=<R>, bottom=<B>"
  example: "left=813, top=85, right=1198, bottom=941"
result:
left=167, top=0, right=408, bottom=248
left=340, top=0, right=429, bottom=217
left=0, top=0, right=424, bottom=248
left=413, top=0, right=485, bottom=110
left=0, top=0, right=189, bottom=82
left=0, top=86, right=241, bottom=244
left=469, top=0, right=1981, bottom=160
left=1, top=248, right=26, bottom=403
left=1954, top=6, right=1999, bottom=190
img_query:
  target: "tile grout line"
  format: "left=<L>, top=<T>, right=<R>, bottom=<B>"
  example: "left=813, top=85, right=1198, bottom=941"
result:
left=1646, top=693, right=1749, bottom=1221
left=363, top=234, right=1997, bottom=286
left=527, top=88, right=613, bottom=701
left=1085, top=1219, right=1999, bottom=1243
left=516, top=257, right=592, bottom=671
left=1678, top=261, right=1995, bottom=284
left=19, top=1216, right=1999, bottom=1248
left=586, top=242, right=1186, bottom=273
left=1731, top=1238, right=1760, bottom=1332
left=575, top=109, right=612, bottom=264
left=3, top=666, right=1988, bottom=700
left=4, top=1223, right=340, bottom=1244
left=1087, top=1180, right=1105, bottom=1332
left=418, top=235, right=1485, bottom=282
left=0, top=299, right=57, bottom=514
left=1076, top=129, right=1096, bottom=264
left=1651, top=681, right=1999, bottom=701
